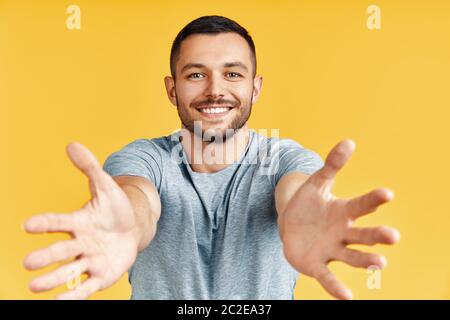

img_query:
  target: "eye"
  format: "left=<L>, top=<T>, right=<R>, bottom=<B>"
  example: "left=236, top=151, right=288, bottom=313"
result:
left=187, top=73, right=204, bottom=79
left=226, top=72, right=242, bottom=78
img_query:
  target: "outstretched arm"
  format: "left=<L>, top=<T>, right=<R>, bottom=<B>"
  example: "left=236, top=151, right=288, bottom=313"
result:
left=23, top=142, right=161, bottom=299
left=275, top=139, right=400, bottom=300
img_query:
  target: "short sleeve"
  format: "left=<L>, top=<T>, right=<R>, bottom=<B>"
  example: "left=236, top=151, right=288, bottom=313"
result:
left=262, top=138, right=324, bottom=188
left=102, top=139, right=163, bottom=191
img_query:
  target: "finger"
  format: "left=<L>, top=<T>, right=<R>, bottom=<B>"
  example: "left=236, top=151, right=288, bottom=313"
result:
left=313, top=265, right=353, bottom=300
left=23, top=213, right=76, bottom=234
left=66, top=142, right=110, bottom=190
left=336, top=248, right=387, bottom=269
left=28, top=257, right=89, bottom=293
left=55, top=277, right=102, bottom=300
left=345, top=226, right=401, bottom=246
left=24, top=238, right=85, bottom=270
left=310, top=139, right=355, bottom=188
left=346, top=188, right=394, bottom=220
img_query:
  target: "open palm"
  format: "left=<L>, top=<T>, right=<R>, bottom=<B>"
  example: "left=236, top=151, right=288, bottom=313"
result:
left=23, top=142, right=138, bottom=299
left=280, top=140, right=400, bottom=300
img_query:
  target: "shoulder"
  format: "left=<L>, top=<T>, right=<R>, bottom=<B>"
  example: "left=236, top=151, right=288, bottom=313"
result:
left=251, top=130, right=319, bottom=159
left=250, top=130, right=324, bottom=183
left=111, top=133, right=178, bottom=157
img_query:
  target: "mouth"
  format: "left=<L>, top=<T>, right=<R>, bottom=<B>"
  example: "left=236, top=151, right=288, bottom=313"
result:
left=195, top=105, right=234, bottom=119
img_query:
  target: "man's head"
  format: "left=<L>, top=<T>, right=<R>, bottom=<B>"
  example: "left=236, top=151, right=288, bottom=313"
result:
left=164, top=15, right=263, bottom=141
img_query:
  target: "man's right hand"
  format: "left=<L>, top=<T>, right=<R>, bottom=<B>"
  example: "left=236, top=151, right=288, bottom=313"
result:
left=23, top=142, right=142, bottom=299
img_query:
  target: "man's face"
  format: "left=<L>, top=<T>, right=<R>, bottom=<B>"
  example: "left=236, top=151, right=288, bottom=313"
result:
left=165, top=32, right=263, bottom=141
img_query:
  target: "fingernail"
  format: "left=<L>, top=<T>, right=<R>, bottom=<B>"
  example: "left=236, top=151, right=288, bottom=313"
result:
left=392, top=229, right=401, bottom=243
left=380, top=256, right=388, bottom=268
left=341, top=290, right=353, bottom=300
left=384, top=189, right=394, bottom=200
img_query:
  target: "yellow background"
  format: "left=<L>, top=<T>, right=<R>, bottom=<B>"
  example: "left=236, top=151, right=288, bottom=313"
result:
left=1, top=0, right=449, bottom=299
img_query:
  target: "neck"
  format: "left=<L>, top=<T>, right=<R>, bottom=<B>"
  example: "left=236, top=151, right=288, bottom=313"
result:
left=180, top=124, right=250, bottom=173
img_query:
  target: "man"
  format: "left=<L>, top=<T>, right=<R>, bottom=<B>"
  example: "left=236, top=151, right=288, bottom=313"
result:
left=23, top=15, right=400, bottom=300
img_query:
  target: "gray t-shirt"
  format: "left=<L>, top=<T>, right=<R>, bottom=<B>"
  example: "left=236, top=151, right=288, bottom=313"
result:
left=103, top=129, right=324, bottom=299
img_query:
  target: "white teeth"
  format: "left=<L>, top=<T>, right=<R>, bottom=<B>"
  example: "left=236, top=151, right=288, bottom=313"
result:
left=200, top=107, right=230, bottom=114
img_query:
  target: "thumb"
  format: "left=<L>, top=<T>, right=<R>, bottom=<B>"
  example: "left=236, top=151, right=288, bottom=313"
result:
left=66, top=142, right=109, bottom=188
left=310, top=139, right=355, bottom=188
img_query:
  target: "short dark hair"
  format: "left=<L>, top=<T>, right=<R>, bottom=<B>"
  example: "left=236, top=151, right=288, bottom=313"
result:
left=170, top=15, right=257, bottom=80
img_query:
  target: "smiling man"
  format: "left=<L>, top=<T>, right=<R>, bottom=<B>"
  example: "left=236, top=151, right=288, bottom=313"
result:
left=23, top=15, right=400, bottom=300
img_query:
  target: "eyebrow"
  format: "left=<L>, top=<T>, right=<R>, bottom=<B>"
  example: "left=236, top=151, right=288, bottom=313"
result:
left=180, top=61, right=249, bottom=74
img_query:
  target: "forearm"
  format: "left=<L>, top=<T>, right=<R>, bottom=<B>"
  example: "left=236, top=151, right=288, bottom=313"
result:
left=120, top=184, right=160, bottom=253
left=275, top=172, right=311, bottom=243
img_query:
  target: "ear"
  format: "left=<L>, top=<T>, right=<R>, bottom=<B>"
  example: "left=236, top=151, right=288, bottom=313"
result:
left=164, top=76, right=177, bottom=107
left=251, top=75, right=263, bottom=105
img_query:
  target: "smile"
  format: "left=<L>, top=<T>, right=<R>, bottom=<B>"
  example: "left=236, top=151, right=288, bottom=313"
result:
left=199, top=107, right=230, bottom=114
left=196, top=106, right=233, bottom=119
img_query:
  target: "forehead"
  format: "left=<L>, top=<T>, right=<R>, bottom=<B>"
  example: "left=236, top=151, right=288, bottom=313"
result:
left=176, top=33, right=252, bottom=71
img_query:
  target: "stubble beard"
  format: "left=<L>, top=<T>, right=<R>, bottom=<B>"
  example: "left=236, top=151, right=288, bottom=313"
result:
left=176, top=93, right=253, bottom=144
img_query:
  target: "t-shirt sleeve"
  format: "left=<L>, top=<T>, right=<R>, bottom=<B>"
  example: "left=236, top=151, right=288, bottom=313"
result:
left=265, top=138, right=324, bottom=188
left=102, top=139, right=163, bottom=191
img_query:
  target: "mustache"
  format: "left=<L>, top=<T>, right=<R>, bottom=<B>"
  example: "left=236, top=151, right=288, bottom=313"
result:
left=192, top=98, right=239, bottom=109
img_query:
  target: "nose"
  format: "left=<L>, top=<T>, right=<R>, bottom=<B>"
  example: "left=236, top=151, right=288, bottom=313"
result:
left=204, top=73, right=225, bottom=99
